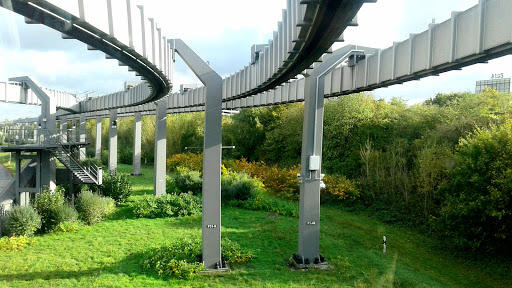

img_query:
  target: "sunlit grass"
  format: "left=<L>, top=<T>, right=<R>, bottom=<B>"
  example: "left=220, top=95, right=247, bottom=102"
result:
left=0, top=162, right=510, bottom=287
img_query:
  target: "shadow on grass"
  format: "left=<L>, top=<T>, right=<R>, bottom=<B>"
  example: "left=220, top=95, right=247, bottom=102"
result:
left=0, top=251, right=150, bottom=282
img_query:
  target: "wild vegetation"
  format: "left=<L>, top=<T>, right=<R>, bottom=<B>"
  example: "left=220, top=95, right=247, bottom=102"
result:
left=86, top=88, right=512, bottom=257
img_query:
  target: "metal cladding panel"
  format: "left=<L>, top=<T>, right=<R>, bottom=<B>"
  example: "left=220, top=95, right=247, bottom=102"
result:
left=455, top=6, right=479, bottom=59
left=241, top=98, right=246, bottom=108
left=366, top=54, right=378, bottom=85
left=47, top=0, right=80, bottom=17
left=282, top=82, right=289, bottom=102
left=241, top=68, right=246, bottom=94
left=226, top=100, right=233, bottom=109
left=144, top=17, right=153, bottom=63
left=379, top=47, right=393, bottom=82
left=7, top=84, right=20, bottom=102
left=193, top=88, right=199, bottom=105
left=226, top=76, right=232, bottom=99
left=254, top=94, right=261, bottom=106
left=236, top=71, right=241, bottom=95
left=244, top=66, right=250, bottom=93
left=247, top=96, right=254, bottom=107
left=297, top=78, right=305, bottom=101
left=324, top=71, right=332, bottom=94
left=235, top=99, right=241, bottom=108
left=268, top=90, right=275, bottom=105
left=484, top=0, right=512, bottom=51
left=342, top=66, right=353, bottom=92
left=395, top=40, right=411, bottom=78
left=355, top=58, right=367, bottom=88
left=82, top=0, right=109, bottom=34
left=432, top=20, right=452, bottom=67
left=289, top=80, right=297, bottom=101
left=173, top=93, right=178, bottom=108
left=199, top=86, right=205, bottom=105
left=231, top=74, right=236, bottom=98
left=222, top=78, right=227, bottom=100
left=110, top=0, right=130, bottom=44
left=275, top=86, right=282, bottom=103
left=331, top=66, right=342, bottom=93
left=222, top=102, right=227, bottom=109
left=412, top=31, right=429, bottom=73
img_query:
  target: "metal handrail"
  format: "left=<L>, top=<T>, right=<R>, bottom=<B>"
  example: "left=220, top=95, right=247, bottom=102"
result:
left=40, top=129, right=102, bottom=184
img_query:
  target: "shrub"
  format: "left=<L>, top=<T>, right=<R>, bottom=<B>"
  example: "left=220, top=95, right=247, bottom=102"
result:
left=322, top=175, right=360, bottom=202
left=101, top=150, right=109, bottom=166
left=228, top=192, right=298, bottom=217
left=174, top=167, right=203, bottom=196
left=4, top=206, right=41, bottom=237
left=76, top=190, right=115, bottom=225
left=221, top=238, right=255, bottom=264
left=98, top=172, right=133, bottom=204
left=141, top=238, right=204, bottom=279
left=131, top=193, right=202, bottom=218
left=165, top=176, right=181, bottom=195
left=434, top=121, right=512, bottom=254
left=141, top=237, right=254, bottom=278
left=0, top=235, right=35, bottom=251
left=33, top=188, right=78, bottom=233
left=167, top=153, right=203, bottom=172
left=224, top=158, right=301, bottom=200
left=221, top=169, right=262, bottom=203
left=52, top=221, right=83, bottom=233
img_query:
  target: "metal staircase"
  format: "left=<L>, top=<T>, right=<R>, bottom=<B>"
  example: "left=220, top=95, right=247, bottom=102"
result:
left=42, top=129, right=102, bottom=185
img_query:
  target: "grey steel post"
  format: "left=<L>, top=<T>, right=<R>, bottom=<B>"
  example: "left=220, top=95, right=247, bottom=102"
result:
left=295, top=46, right=377, bottom=266
left=96, top=117, right=102, bottom=159
left=9, top=77, right=57, bottom=192
left=79, top=114, right=86, bottom=160
left=153, top=102, right=166, bottom=196
left=108, top=109, right=118, bottom=174
left=73, top=119, right=79, bottom=142
left=170, top=39, right=223, bottom=270
left=132, top=112, right=142, bottom=176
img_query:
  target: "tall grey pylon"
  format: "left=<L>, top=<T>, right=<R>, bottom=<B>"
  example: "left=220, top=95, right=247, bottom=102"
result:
left=170, top=39, right=223, bottom=270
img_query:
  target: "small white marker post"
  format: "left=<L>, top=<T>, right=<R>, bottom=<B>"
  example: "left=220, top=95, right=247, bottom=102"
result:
left=383, top=236, right=387, bottom=255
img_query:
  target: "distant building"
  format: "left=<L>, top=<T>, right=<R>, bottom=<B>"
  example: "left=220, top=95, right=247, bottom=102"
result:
left=475, top=77, right=511, bottom=94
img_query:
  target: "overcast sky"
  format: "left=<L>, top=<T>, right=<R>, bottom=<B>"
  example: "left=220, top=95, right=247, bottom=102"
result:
left=1, top=0, right=510, bottom=121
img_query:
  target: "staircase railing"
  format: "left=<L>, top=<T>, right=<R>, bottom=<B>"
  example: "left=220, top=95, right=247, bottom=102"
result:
left=41, top=128, right=102, bottom=185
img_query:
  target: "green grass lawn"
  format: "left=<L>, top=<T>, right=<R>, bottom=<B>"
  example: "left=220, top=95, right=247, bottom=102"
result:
left=0, top=163, right=510, bottom=287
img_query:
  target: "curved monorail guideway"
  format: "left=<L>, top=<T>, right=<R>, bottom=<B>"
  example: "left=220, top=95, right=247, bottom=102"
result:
left=1, top=0, right=512, bottom=271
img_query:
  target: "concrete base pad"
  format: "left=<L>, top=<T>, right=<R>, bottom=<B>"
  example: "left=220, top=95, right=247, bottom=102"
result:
left=199, top=267, right=230, bottom=274
left=287, top=258, right=333, bottom=271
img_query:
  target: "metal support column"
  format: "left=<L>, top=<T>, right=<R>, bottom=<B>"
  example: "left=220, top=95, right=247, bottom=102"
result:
left=170, top=39, right=224, bottom=271
left=79, top=114, right=86, bottom=160
left=132, top=112, right=142, bottom=176
left=293, top=46, right=377, bottom=268
left=108, top=109, right=118, bottom=174
left=95, top=117, right=102, bottom=160
left=153, top=102, right=166, bottom=196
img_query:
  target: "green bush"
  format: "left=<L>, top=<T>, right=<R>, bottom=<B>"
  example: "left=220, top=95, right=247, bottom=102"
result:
left=221, top=169, right=262, bottom=203
left=221, top=238, right=255, bottom=264
left=165, top=176, right=181, bottom=195
left=141, top=238, right=204, bottom=279
left=434, top=121, right=512, bottom=254
left=76, top=190, right=115, bottom=225
left=51, top=221, right=83, bottom=233
left=141, top=237, right=254, bottom=279
left=98, top=172, right=132, bottom=204
left=228, top=191, right=298, bottom=217
left=131, top=193, right=201, bottom=218
left=33, top=187, right=78, bottom=233
left=0, top=235, right=35, bottom=251
left=174, top=167, right=202, bottom=196
left=4, top=206, right=41, bottom=237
